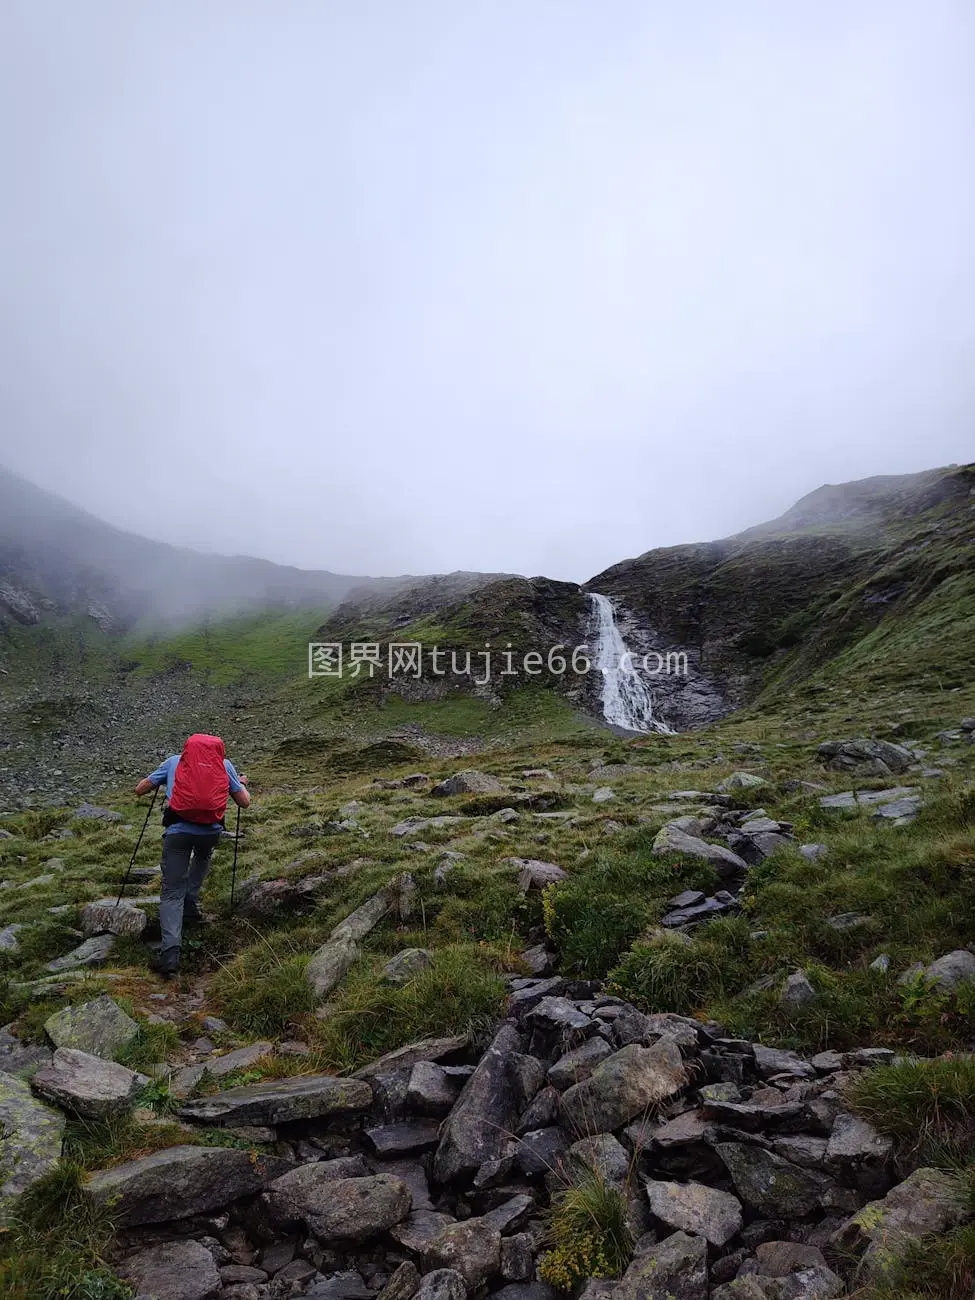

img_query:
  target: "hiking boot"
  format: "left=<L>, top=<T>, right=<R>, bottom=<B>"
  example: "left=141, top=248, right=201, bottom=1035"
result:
left=183, top=901, right=205, bottom=928
left=153, top=946, right=180, bottom=978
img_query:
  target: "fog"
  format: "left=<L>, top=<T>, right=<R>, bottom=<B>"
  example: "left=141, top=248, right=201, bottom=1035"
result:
left=1, top=2, right=973, bottom=582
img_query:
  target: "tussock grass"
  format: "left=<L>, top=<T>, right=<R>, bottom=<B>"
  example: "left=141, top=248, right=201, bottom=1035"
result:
left=539, top=1171, right=634, bottom=1291
left=847, top=1056, right=975, bottom=1167
left=211, top=931, right=317, bottom=1036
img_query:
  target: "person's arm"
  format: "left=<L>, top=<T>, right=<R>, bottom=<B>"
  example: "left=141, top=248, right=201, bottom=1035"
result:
left=226, top=760, right=251, bottom=808
left=135, top=759, right=171, bottom=797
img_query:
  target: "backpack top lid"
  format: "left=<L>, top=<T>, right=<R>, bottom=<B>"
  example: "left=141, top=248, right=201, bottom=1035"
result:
left=169, top=733, right=230, bottom=824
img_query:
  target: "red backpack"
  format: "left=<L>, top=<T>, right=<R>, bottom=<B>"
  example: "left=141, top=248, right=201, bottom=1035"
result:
left=168, top=734, right=230, bottom=826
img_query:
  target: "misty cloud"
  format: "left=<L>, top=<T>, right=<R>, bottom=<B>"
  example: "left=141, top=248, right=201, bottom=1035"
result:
left=1, top=1, right=973, bottom=582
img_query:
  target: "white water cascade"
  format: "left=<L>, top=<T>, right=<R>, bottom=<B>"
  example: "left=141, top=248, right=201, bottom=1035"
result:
left=588, top=592, right=673, bottom=734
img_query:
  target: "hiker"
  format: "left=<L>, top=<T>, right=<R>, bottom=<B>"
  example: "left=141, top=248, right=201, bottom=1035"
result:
left=135, top=733, right=250, bottom=977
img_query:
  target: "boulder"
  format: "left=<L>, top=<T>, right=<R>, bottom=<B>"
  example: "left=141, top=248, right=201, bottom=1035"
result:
left=559, top=1039, right=686, bottom=1137
left=830, top=1166, right=971, bottom=1280
left=817, top=738, right=913, bottom=775
left=505, top=858, right=568, bottom=892
left=202, top=1042, right=273, bottom=1079
left=0, top=1073, right=65, bottom=1222
left=547, top=1037, right=613, bottom=1090
left=265, top=1170, right=411, bottom=1241
left=754, top=1241, right=829, bottom=1277
left=353, top=1034, right=468, bottom=1080
left=118, top=1239, right=221, bottom=1300
left=716, top=1143, right=827, bottom=1217
left=85, top=1144, right=288, bottom=1225
left=780, top=971, right=817, bottom=1009
left=651, top=824, right=748, bottom=877
left=384, top=948, right=434, bottom=985
left=80, top=899, right=148, bottom=938
left=73, top=803, right=122, bottom=822
left=716, top=772, right=768, bottom=793
left=44, top=995, right=139, bottom=1060
left=423, top=1218, right=502, bottom=1288
left=391, top=1210, right=457, bottom=1252
left=432, top=770, right=505, bottom=796
left=377, top=1261, right=421, bottom=1300
left=177, top=1072, right=372, bottom=1125
left=433, top=1023, right=526, bottom=1183
left=922, top=949, right=975, bottom=990
left=645, top=1178, right=743, bottom=1246
left=618, top=1230, right=707, bottom=1299
left=0, top=923, right=24, bottom=951
left=366, top=1120, right=442, bottom=1156
left=31, top=1047, right=143, bottom=1119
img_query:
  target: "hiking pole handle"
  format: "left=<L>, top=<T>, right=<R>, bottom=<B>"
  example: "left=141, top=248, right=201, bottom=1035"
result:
left=116, top=785, right=159, bottom=906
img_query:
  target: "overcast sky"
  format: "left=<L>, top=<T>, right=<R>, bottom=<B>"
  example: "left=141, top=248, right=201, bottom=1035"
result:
left=1, top=2, right=973, bottom=582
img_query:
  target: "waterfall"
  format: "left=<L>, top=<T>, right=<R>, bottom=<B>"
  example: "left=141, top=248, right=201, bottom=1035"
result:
left=588, top=592, right=673, bottom=734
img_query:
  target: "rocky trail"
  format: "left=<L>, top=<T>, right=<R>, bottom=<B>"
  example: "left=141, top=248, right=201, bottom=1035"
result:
left=0, top=724, right=973, bottom=1299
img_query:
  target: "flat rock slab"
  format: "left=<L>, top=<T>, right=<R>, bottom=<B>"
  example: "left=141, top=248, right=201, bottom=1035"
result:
left=45, top=933, right=115, bottom=972
left=203, top=1041, right=274, bottom=1078
left=353, top=1034, right=468, bottom=1081
left=619, top=1229, right=707, bottom=1300
left=645, top=1178, right=743, bottom=1246
left=119, top=1239, right=221, bottom=1300
left=0, top=1072, right=65, bottom=1223
left=432, top=771, right=505, bottom=796
left=391, top=1210, right=458, bottom=1253
left=177, top=1073, right=372, bottom=1125
left=366, top=1120, right=442, bottom=1156
left=32, top=1047, right=144, bottom=1119
left=390, top=817, right=465, bottom=838
left=44, top=995, right=139, bottom=1060
left=86, top=1144, right=291, bottom=1225
left=0, top=1027, right=52, bottom=1080
left=73, top=803, right=122, bottom=821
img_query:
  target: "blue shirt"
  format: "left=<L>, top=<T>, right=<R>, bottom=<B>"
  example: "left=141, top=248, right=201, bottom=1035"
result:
left=146, top=754, right=243, bottom=836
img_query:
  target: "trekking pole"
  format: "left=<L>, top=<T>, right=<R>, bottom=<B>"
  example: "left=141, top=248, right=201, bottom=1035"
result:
left=116, top=785, right=159, bottom=906
left=229, top=802, right=241, bottom=910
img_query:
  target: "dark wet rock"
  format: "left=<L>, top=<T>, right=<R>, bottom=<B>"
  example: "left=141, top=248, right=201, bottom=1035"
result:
left=702, top=1100, right=807, bottom=1134
left=415, top=1269, right=467, bottom=1300
left=516, top=1085, right=560, bottom=1134
left=618, top=1229, right=707, bottom=1299
left=560, top=1039, right=686, bottom=1137
left=86, top=1145, right=288, bottom=1225
left=500, top=1233, right=534, bottom=1281
left=31, top=1047, right=143, bottom=1119
left=526, top=997, right=598, bottom=1058
left=434, top=1023, right=526, bottom=1183
left=376, top=1261, right=421, bottom=1300
left=645, top=1178, right=743, bottom=1246
left=481, top=1192, right=536, bottom=1234
left=118, top=1239, right=221, bottom=1300
left=266, top=1170, right=411, bottom=1241
left=513, top=1127, right=569, bottom=1179
left=178, top=1073, right=372, bottom=1125
left=44, top=995, right=139, bottom=1060
left=716, top=1143, right=827, bottom=1217
left=423, top=1217, right=502, bottom=1288
left=661, top=897, right=731, bottom=927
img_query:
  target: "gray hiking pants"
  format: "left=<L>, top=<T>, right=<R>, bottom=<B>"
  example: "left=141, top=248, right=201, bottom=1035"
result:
left=159, top=832, right=217, bottom=952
